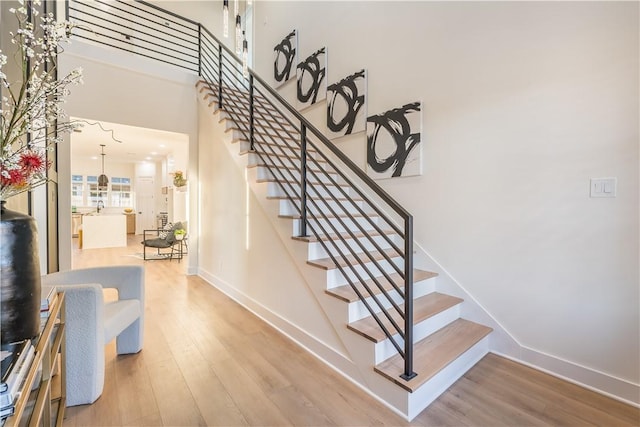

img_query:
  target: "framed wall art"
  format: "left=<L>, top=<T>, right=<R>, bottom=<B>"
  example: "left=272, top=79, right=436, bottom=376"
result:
left=273, top=30, right=297, bottom=88
left=326, top=69, right=367, bottom=139
left=296, top=47, right=327, bottom=109
left=366, top=101, right=422, bottom=179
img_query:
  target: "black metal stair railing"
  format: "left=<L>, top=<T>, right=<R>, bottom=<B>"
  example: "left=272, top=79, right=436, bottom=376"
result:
left=67, top=0, right=417, bottom=381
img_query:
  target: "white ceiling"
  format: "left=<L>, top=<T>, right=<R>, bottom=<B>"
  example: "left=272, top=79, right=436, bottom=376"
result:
left=70, top=117, right=188, bottom=164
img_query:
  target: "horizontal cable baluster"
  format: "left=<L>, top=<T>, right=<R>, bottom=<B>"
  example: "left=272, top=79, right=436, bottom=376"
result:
left=304, top=165, right=405, bottom=279
left=69, top=33, right=198, bottom=72
left=250, top=144, right=302, bottom=204
left=71, top=2, right=198, bottom=54
left=96, top=0, right=199, bottom=41
left=303, top=138, right=404, bottom=238
left=304, top=157, right=405, bottom=264
left=124, top=0, right=200, bottom=30
left=303, top=198, right=406, bottom=343
left=68, top=23, right=198, bottom=67
left=303, top=184, right=406, bottom=312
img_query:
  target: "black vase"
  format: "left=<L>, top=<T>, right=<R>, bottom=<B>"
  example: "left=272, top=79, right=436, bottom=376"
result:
left=0, top=201, right=42, bottom=344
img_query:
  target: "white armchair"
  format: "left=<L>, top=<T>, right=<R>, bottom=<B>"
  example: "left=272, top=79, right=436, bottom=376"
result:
left=41, top=265, right=144, bottom=406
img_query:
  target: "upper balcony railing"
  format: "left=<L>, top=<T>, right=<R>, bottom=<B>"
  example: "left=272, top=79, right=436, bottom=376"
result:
left=66, top=0, right=417, bottom=381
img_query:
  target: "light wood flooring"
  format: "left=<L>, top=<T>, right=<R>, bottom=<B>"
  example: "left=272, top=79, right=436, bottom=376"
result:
left=63, top=235, right=640, bottom=426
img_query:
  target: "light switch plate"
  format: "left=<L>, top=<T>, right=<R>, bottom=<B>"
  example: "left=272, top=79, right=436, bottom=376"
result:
left=590, top=177, right=617, bottom=198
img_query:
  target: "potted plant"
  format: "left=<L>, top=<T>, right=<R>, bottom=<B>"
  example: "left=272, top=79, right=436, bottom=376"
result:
left=174, top=228, right=186, bottom=240
left=173, top=171, right=187, bottom=188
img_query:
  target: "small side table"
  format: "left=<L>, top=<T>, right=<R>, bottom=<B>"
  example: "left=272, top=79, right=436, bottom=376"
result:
left=3, top=292, right=66, bottom=427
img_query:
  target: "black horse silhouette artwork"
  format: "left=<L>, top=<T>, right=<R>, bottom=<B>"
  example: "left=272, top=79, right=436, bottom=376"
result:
left=367, top=102, right=422, bottom=179
left=273, top=30, right=297, bottom=87
left=327, top=69, right=366, bottom=139
left=296, top=47, right=326, bottom=109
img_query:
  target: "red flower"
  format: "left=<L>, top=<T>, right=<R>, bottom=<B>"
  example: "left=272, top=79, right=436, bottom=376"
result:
left=0, top=167, right=28, bottom=188
left=19, top=151, right=46, bottom=172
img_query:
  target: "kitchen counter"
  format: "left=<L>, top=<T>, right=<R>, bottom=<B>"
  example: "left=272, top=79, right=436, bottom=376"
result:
left=81, top=214, right=127, bottom=249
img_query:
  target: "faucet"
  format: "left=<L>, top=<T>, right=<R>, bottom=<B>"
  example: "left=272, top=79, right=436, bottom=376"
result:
left=97, top=200, right=104, bottom=213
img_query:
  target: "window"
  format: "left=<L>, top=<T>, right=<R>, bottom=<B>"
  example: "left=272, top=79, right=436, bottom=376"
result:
left=71, top=175, right=84, bottom=207
left=88, top=183, right=108, bottom=206
left=71, top=175, right=133, bottom=207
left=110, top=177, right=132, bottom=207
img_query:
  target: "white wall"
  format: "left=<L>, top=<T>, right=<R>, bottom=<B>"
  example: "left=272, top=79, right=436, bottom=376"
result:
left=197, top=101, right=347, bottom=357
left=250, top=1, right=639, bottom=399
left=57, top=41, right=199, bottom=273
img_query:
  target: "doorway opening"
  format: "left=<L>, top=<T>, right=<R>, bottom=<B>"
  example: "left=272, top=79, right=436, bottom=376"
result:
left=70, top=117, right=189, bottom=264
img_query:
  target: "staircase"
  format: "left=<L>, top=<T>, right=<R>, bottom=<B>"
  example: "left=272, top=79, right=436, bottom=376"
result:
left=65, top=0, right=493, bottom=417
left=196, top=80, right=492, bottom=419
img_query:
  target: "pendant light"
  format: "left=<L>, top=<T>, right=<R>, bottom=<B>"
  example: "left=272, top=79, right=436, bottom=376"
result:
left=242, top=32, right=249, bottom=78
left=223, top=0, right=229, bottom=38
left=98, top=144, right=109, bottom=190
left=235, top=15, right=242, bottom=55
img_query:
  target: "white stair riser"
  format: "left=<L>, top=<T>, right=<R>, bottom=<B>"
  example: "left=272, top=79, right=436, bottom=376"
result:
left=322, top=257, right=405, bottom=288
left=238, top=135, right=304, bottom=152
left=307, top=233, right=400, bottom=261
left=347, top=278, right=436, bottom=322
left=228, top=117, right=300, bottom=139
left=324, top=258, right=404, bottom=287
left=267, top=181, right=354, bottom=200
left=292, top=215, right=382, bottom=237
left=226, top=116, right=296, bottom=134
left=256, top=166, right=339, bottom=185
left=406, top=336, right=490, bottom=420
left=246, top=153, right=301, bottom=172
left=374, top=304, right=462, bottom=364
left=216, top=102, right=288, bottom=124
left=245, top=151, right=326, bottom=168
left=245, top=147, right=324, bottom=164
left=279, top=199, right=368, bottom=217
left=239, top=139, right=304, bottom=157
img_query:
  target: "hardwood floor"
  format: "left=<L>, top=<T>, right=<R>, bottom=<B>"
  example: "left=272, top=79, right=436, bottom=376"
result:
left=63, top=235, right=640, bottom=426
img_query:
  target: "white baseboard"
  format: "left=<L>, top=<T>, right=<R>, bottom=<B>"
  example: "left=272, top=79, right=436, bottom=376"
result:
left=495, top=348, right=640, bottom=407
left=197, top=267, right=412, bottom=419
left=413, top=242, right=640, bottom=408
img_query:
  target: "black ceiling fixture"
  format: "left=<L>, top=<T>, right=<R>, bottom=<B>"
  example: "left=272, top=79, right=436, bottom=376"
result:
left=98, top=144, right=109, bottom=190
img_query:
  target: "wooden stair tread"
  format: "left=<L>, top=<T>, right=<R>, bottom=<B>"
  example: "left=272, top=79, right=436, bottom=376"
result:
left=307, top=248, right=400, bottom=270
left=279, top=212, right=375, bottom=220
left=236, top=140, right=317, bottom=155
left=348, top=292, right=461, bottom=343
left=268, top=195, right=364, bottom=203
left=293, top=229, right=396, bottom=244
left=247, top=163, right=328, bottom=173
left=205, top=93, right=282, bottom=115
left=229, top=131, right=301, bottom=144
left=257, top=178, right=349, bottom=188
left=224, top=122, right=300, bottom=137
left=226, top=126, right=300, bottom=141
left=374, top=319, right=492, bottom=392
left=326, top=269, right=437, bottom=303
left=239, top=149, right=328, bottom=163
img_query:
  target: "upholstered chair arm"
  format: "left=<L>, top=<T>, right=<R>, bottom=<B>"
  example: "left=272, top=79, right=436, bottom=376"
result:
left=36, top=282, right=105, bottom=406
left=41, top=266, right=144, bottom=302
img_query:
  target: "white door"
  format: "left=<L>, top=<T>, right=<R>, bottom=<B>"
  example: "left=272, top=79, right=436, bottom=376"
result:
left=136, top=176, right=155, bottom=234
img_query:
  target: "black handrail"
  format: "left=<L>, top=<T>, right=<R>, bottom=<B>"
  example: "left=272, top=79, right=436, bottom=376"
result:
left=67, top=0, right=416, bottom=380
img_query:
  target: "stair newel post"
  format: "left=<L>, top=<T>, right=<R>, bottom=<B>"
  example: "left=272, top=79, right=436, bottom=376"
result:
left=401, top=215, right=417, bottom=381
left=299, top=124, right=309, bottom=237
left=217, top=44, right=223, bottom=109
left=249, top=75, right=255, bottom=152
